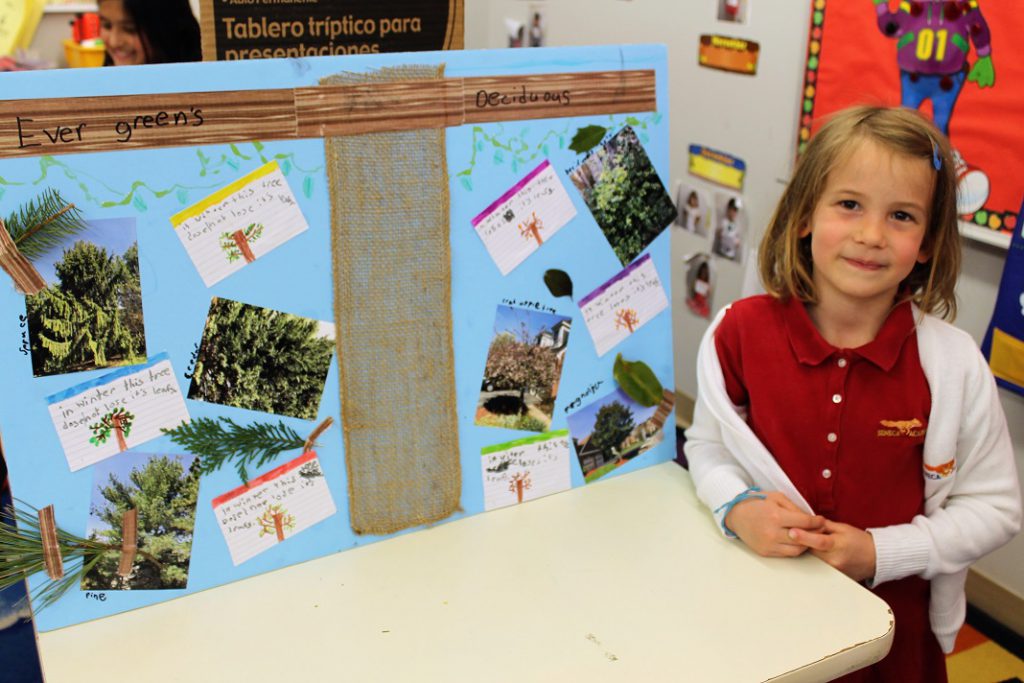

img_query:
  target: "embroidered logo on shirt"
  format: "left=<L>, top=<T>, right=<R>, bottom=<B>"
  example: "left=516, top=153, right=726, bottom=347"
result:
left=923, top=459, right=955, bottom=480
left=876, top=418, right=926, bottom=438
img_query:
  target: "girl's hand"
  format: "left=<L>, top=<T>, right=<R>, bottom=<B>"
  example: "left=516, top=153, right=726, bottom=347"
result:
left=725, top=491, right=826, bottom=557
left=788, top=520, right=877, bottom=583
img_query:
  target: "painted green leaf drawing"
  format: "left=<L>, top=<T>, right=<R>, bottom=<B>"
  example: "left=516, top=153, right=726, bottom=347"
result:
left=613, top=354, right=664, bottom=407
left=543, top=269, right=574, bottom=300
left=569, top=125, right=608, bottom=154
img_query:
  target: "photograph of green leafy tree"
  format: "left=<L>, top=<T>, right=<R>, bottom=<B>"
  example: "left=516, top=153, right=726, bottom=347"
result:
left=24, top=218, right=146, bottom=377
left=566, top=387, right=666, bottom=483
left=568, top=126, right=676, bottom=266
left=188, top=298, right=335, bottom=420
left=476, top=305, right=571, bottom=433
left=82, top=453, right=199, bottom=591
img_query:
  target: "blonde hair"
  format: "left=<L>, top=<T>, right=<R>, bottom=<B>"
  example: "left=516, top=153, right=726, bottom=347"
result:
left=759, top=105, right=961, bottom=320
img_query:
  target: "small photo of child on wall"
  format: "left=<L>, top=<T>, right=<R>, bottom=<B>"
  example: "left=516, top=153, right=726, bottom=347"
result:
left=674, top=183, right=710, bottom=237
left=685, top=253, right=714, bottom=319
left=712, top=193, right=746, bottom=264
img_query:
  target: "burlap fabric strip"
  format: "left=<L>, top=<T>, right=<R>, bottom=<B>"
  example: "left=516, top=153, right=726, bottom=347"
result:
left=322, top=65, right=462, bottom=535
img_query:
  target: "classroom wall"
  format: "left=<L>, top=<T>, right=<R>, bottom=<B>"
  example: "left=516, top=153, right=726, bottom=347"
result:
left=469, top=0, right=1024, bottom=620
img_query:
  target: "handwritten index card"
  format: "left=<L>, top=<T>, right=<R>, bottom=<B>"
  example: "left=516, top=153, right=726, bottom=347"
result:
left=471, top=160, right=577, bottom=275
left=578, top=254, right=668, bottom=357
left=211, top=451, right=336, bottom=566
left=46, top=353, right=190, bottom=472
left=481, top=430, right=572, bottom=511
left=170, top=160, right=309, bottom=287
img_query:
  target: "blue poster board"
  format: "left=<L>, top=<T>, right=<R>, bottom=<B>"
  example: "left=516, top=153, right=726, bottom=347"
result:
left=0, top=45, right=674, bottom=631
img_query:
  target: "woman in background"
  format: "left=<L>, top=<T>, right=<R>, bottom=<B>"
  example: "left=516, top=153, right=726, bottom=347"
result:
left=98, top=0, right=201, bottom=66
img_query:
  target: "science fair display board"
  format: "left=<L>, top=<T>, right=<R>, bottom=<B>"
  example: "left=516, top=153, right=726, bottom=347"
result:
left=0, top=44, right=676, bottom=631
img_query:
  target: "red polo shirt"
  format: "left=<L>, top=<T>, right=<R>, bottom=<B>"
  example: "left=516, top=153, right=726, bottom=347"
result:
left=714, top=294, right=945, bottom=681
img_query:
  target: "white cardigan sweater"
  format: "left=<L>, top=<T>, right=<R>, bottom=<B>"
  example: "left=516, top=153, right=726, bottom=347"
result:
left=685, top=303, right=1022, bottom=653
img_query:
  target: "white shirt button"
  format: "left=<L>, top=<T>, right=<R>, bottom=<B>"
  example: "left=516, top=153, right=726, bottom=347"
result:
left=827, top=432, right=838, bottom=443
left=837, top=358, right=848, bottom=368
left=832, top=393, right=842, bottom=404
left=822, top=469, right=832, bottom=479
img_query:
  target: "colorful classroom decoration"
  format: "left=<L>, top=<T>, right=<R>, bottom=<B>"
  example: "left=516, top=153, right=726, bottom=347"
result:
left=198, top=0, right=464, bottom=60
left=0, top=45, right=676, bottom=631
left=982, top=196, right=1024, bottom=396
left=800, top=0, right=1022, bottom=239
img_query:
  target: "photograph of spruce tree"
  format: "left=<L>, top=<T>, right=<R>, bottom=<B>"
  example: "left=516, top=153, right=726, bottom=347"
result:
left=568, top=126, right=676, bottom=266
left=24, top=217, right=146, bottom=377
left=567, top=387, right=670, bottom=483
left=188, top=297, right=335, bottom=420
left=475, top=304, right=571, bottom=433
left=81, top=452, right=199, bottom=591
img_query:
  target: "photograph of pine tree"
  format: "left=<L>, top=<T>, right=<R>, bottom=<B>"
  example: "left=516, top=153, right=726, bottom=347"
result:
left=187, top=298, right=335, bottom=420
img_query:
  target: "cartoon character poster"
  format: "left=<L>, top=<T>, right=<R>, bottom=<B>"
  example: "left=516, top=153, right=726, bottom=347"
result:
left=799, top=0, right=1021, bottom=239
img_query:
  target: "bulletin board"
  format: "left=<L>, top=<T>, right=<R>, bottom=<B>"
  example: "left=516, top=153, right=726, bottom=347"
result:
left=0, top=45, right=676, bottom=631
left=798, top=0, right=1021, bottom=239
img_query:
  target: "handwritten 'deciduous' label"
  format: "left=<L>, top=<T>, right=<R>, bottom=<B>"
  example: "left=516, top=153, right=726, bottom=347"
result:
left=45, top=354, right=190, bottom=472
left=170, top=161, right=308, bottom=287
left=481, top=430, right=571, bottom=511
left=471, top=160, right=577, bottom=276
left=211, top=450, right=336, bottom=566
left=578, top=254, right=668, bottom=357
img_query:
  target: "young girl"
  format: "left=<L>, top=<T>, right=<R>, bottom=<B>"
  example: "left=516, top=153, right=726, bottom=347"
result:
left=98, top=0, right=201, bottom=67
left=685, top=106, right=1021, bottom=681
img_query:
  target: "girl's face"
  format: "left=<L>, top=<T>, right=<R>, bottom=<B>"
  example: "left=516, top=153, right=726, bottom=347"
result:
left=687, top=192, right=699, bottom=208
left=99, top=0, right=148, bottom=66
left=802, top=137, right=932, bottom=311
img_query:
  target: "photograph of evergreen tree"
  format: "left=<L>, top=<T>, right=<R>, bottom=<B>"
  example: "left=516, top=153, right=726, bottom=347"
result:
left=24, top=218, right=146, bottom=377
left=566, top=387, right=668, bottom=483
left=475, top=304, right=571, bottom=433
left=81, top=452, right=199, bottom=591
left=188, top=298, right=335, bottom=420
left=568, top=126, right=676, bottom=266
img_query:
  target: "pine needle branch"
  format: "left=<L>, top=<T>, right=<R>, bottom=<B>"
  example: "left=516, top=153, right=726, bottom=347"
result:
left=0, top=500, right=160, bottom=612
left=162, top=417, right=310, bottom=484
left=4, top=189, right=88, bottom=261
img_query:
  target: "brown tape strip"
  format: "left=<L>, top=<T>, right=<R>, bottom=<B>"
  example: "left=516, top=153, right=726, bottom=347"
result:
left=0, top=71, right=656, bottom=159
left=117, top=508, right=138, bottom=577
left=38, top=505, right=64, bottom=581
left=303, top=416, right=334, bottom=453
left=0, top=219, right=46, bottom=295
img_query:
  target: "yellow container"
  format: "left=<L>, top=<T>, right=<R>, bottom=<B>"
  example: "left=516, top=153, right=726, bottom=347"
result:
left=63, top=39, right=107, bottom=68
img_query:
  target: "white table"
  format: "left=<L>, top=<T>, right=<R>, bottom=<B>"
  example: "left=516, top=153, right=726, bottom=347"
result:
left=36, top=462, right=892, bottom=682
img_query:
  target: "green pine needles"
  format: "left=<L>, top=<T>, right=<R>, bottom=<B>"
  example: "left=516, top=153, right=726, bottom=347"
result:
left=163, top=417, right=319, bottom=484
left=0, top=500, right=159, bottom=612
left=3, top=188, right=87, bottom=261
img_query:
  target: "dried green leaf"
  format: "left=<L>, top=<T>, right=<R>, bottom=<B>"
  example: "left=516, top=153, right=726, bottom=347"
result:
left=543, top=269, right=573, bottom=300
left=569, top=125, right=608, bottom=154
left=613, top=354, right=664, bottom=407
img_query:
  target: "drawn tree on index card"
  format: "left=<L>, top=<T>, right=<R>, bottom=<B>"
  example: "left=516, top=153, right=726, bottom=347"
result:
left=614, top=308, right=640, bottom=334
left=89, top=407, right=135, bottom=453
left=508, top=471, right=532, bottom=503
left=518, top=212, right=545, bottom=246
left=219, top=222, right=265, bottom=263
left=257, top=504, right=295, bottom=542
